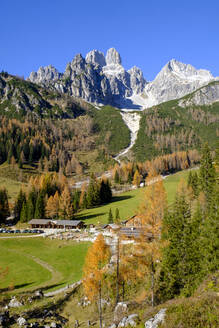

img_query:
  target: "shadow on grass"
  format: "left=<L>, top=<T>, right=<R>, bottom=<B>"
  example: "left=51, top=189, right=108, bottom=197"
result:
left=32, top=282, right=65, bottom=293
left=76, top=212, right=106, bottom=221
left=111, top=195, right=133, bottom=202
left=0, top=282, right=34, bottom=293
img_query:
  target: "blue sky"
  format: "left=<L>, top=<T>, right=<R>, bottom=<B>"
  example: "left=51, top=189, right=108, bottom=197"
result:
left=1, top=0, right=219, bottom=80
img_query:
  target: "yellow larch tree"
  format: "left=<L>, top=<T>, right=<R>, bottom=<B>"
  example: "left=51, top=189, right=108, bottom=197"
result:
left=46, top=191, right=60, bottom=219
left=83, top=234, right=111, bottom=328
left=134, top=170, right=167, bottom=306
left=59, top=186, right=74, bottom=219
left=132, top=169, right=141, bottom=187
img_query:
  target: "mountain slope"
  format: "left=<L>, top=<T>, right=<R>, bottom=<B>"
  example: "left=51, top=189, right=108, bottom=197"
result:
left=133, top=82, right=219, bottom=161
left=0, top=72, right=91, bottom=119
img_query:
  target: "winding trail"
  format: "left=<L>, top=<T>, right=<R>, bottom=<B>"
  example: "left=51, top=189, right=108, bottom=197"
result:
left=1, top=245, right=63, bottom=292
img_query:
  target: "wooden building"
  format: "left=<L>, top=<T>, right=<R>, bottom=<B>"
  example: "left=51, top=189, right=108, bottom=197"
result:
left=28, top=219, right=84, bottom=230
left=122, top=215, right=144, bottom=227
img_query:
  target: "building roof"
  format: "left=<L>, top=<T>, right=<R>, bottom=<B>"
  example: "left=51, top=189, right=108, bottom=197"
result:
left=28, top=219, right=83, bottom=226
left=52, top=220, right=83, bottom=226
left=28, top=219, right=50, bottom=225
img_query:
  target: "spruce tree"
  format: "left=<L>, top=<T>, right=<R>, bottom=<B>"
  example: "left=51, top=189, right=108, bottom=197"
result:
left=115, top=208, right=120, bottom=223
left=0, top=189, right=10, bottom=224
left=199, top=143, right=216, bottom=203
left=160, top=190, right=191, bottom=299
left=108, top=208, right=113, bottom=224
left=114, top=170, right=120, bottom=184
left=34, top=192, right=45, bottom=219
left=14, top=189, right=26, bottom=219
left=20, top=201, right=28, bottom=222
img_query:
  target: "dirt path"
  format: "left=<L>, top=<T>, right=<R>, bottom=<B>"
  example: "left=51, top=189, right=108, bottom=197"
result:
left=1, top=246, right=63, bottom=292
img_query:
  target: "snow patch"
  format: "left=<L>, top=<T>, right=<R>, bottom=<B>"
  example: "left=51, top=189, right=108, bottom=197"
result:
left=115, top=111, right=141, bottom=163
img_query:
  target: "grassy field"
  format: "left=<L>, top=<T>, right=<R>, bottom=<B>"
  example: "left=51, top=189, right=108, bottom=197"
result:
left=76, top=169, right=192, bottom=225
left=0, top=238, right=90, bottom=293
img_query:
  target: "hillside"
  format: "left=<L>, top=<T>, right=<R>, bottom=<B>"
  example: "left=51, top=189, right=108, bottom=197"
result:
left=0, top=72, right=218, bottom=177
left=132, top=82, right=219, bottom=161
left=0, top=73, right=130, bottom=174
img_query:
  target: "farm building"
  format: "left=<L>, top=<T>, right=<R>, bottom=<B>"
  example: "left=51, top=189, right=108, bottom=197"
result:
left=28, top=219, right=84, bottom=229
left=101, top=223, right=120, bottom=232
left=122, top=215, right=145, bottom=227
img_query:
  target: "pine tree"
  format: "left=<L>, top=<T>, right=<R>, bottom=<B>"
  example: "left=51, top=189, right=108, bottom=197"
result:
left=20, top=201, right=28, bottom=222
left=14, top=189, right=26, bottom=219
left=108, top=208, right=113, bottom=224
left=160, top=182, right=195, bottom=299
left=115, top=208, right=120, bottom=224
left=83, top=234, right=111, bottom=328
left=187, top=170, right=199, bottom=197
left=34, top=192, right=45, bottom=219
left=0, top=188, right=10, bottom=224
left=199, top=143, right=216, bottom=203
left=114, top=170, right=120, bottom=184
left=27, top=189, right=37, bottom=221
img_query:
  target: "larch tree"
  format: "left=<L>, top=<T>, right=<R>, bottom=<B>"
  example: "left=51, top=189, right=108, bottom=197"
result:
left=134, top=171, right=167, bottom=306
left=59, top=186, right=74, bottom=219
left=46, top=191, right=60, bottom=219
left=132, top=169, right=141, bottom=187
left=83, top=234, right=111, bottom=328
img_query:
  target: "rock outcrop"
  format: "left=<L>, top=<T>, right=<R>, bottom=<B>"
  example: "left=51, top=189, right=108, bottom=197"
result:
left=178, top=82, right=219, bottom=107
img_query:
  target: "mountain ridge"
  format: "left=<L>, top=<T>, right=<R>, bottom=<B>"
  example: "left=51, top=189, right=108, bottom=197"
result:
left=28, top=48, right=218, bottom=110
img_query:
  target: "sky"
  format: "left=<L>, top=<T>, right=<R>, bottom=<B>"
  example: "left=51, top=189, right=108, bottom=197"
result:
left=1, top=0, right=219, bottom=81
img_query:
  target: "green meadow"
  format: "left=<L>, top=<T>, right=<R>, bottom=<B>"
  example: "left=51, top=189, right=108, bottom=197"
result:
left=0, top=238, right=90, bottom=293
left=76, top=169, right=192, bottom=225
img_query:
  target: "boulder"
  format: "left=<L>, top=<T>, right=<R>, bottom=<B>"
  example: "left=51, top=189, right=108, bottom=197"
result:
left=9, top=296, right=23, bottom=308
left=114, top=302, right=128, bottom=322
left=145, top=308, right=166, bottom=328
left=34, top=290, right=44, bottom=299
left=118, top=314, right=139, bottom=327
left=17, top=317, right=27, bottom=326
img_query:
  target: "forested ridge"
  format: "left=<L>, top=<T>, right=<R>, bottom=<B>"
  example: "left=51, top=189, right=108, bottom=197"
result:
left=133, top=97, right=219, bottom=161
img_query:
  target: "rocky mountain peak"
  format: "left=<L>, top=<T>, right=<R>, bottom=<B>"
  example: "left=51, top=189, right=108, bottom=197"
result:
left=27, top=49, right=218, bottom=110
left=159, top=59, right=214, bottom=82
left=28, top=65, right=61, bottom=85
left=105, top=48, right=121, bottom=66
left=85, top=50, right=106, bottom=67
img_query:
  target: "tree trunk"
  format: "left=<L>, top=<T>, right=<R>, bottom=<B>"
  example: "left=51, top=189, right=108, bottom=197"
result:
left=116, top=236, right=120, bottom=305
left=151, top=261, right=154, bottom=307
left=122, top=280, right=125, bottom=302
left=99, top=281, right=102, bottom=328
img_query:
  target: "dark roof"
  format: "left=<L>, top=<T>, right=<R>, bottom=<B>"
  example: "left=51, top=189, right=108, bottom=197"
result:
left=101, top=224, right=109, bottom=229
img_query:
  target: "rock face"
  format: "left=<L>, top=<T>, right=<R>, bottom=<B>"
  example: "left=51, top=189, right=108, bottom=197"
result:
left=28, top=48, right=147, bottom=109
left=178, top=82, right=219, bottom=107
left=142, top=59, right=217, bottom=108
left=29, top=65, right=61, bottom=86
left=28, top=49, right=218, bottom=109
left=85, top=50, right=106, bottom=67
